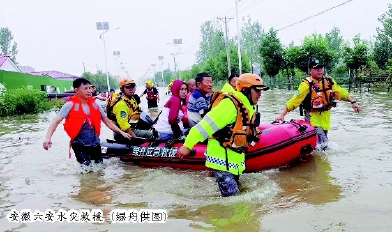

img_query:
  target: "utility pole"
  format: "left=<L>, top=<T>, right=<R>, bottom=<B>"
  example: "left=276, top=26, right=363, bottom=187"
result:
left=217, top=16, right=234, bottom=77
left=235, top=0, right=242, bottom=75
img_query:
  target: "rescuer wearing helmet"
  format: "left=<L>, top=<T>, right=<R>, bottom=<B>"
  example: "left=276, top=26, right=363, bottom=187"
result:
left=140, top=80, right=159, bottom=109
left=178, top=73, right=269, bottom=197
left=108, top=78, right=154, bottom=143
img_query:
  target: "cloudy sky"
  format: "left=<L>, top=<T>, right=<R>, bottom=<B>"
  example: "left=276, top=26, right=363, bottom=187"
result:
left=1, top=0, right=390, bottom=81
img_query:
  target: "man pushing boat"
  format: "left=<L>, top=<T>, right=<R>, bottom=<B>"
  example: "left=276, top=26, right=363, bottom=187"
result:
left=177, top=73, right=269, bottom=197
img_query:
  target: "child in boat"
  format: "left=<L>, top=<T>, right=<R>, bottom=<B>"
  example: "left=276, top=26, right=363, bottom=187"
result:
left=153, top=80, right=188, bottom=140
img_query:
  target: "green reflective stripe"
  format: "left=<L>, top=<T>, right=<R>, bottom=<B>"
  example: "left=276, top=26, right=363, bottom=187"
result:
left=195, top=123, right=209, bottom=140
left=204, top=115, right=220, bottom=132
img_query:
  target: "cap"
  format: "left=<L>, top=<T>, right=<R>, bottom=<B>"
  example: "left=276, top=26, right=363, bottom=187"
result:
left=308, top=59, right=324, bottom=69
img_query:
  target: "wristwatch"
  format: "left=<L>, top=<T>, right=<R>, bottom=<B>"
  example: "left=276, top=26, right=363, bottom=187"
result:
left=351, top=101, right=357, bottom=104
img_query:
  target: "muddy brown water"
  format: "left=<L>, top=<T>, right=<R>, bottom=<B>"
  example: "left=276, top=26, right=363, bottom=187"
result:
left=0, top=88, right=391, bottom=231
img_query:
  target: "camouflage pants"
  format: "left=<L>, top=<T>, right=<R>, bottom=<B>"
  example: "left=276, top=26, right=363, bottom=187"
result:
left=214, top=170, right=240, bottom=197
left=315, top=127, right=328, bottom=150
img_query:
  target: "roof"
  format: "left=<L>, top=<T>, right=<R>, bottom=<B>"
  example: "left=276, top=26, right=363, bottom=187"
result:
left=28, top=70, right=80, bottom=79
left=0, top=56, right=9, bottom=67
left=0, top=55, right=22, bottom=72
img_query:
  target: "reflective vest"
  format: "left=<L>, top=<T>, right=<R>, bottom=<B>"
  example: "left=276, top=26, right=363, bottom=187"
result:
left=63, top=96, right=101, bottom=140
left=209, top=92, right=260, bottom=150
left=301, top=76, right=341, bottom=112
left=107, top=94, right=142, bottom=124
left=146, top=88, right=159, bottom=101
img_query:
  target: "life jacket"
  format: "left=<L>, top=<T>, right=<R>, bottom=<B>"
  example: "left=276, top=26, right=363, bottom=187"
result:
left=63, top=96, right=101, bottom=140
left=208, top=91, right=261, bottom=150
left=146, top=88, right=159, bottom=101
left=106, top=93, right=142, bottom=124
left=301, top=76, right=341, bottom=112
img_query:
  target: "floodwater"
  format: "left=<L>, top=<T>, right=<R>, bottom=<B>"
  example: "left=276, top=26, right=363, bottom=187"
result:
left=0, top=87, right=391, bottom=231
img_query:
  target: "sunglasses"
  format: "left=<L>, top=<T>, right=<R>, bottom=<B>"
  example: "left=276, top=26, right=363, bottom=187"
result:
left=124, top=84, right=136, bottom=89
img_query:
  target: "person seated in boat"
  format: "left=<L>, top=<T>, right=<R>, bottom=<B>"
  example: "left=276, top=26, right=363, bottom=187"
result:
left=153, top=80, right=188, bottom=140
left=178, top=73, right=269, bottom=197
left=187, top=73, right=213, bottom=127
left=42, top=78, right=132, bottom=166
left=227, top=72, right=239, bottom=90
left=140, top=80, right=159, bottom=109
left=108, top=78, right=155, bottom=143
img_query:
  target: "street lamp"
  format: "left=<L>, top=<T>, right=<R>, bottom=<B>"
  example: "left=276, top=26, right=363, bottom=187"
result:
left=151, top=64, right=156, bottom=85
left=167, top=39, right=182, bottom=79
left=113, top=51, right=121, bottom=80
left=96, top=22, right=120, bottom=93
left=234, top=1, right=242, bottom=75
left=158, top=56, right=164, bottom=86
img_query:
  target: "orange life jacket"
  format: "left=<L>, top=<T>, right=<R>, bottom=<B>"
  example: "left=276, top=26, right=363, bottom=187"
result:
left=146, top=88, right=159, bottom=101
left=63, top=96, right=102, bottom=140
left=209, top=92, right=261, bottom=149
left=301, top=76, right=341, bottom=112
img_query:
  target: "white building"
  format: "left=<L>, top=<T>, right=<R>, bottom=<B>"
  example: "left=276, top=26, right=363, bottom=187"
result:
left=0, top=56, right=22, bottom=73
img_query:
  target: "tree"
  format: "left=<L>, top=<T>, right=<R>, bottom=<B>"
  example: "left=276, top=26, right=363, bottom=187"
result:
left=325, top=27, right=344, bottom=64
left=373, top=4, right=392, bottom=69
left=241, top=16, right=265, bottom=71
left=0, top=27, right=18, bottom=61
left=300, top=33, right=334, bottom=72
left=196, top=20, right=226, bottom=64
left=82, top=71, right=118, bottom=92
left=343, top=34, right=371, bottom=80
left=260, top=28, right=284, bottom=83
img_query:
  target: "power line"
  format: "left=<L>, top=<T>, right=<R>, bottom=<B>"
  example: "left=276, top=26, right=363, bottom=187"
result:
left=276, top=0, right=355, bottom=32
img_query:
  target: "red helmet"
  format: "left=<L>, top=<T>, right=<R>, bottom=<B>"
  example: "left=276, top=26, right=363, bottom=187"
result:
left=119, top=78, right=136, bottom=89
left=236, top=73, right=269, bottom=92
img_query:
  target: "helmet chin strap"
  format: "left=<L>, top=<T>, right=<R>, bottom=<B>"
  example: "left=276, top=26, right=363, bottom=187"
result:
left=242, top=88, right=254, bottom=105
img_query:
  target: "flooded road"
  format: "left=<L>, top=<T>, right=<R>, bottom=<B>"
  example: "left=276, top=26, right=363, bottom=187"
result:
left=1, top=87, right=391, bottom=231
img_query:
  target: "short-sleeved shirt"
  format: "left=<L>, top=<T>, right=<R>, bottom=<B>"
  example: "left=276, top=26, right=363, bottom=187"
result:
left=286, top=77, right=349, bottom=131
left=59, top=101, right=106, bottom=146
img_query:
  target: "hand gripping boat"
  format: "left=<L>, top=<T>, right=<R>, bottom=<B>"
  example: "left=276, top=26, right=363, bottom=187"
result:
left=101, top=119, right=317, bottom=172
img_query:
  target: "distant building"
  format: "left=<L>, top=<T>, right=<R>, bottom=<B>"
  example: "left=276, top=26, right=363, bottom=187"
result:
left=18, top=65, right=35, bottom=73
left=28, top=70, right=80, bottom=81
left=0, top=56, right=22, bottom=73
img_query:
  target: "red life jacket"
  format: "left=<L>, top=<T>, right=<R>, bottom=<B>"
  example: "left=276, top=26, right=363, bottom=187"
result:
left=63, top=96, right=102, bottom=140
left=146, top=88, right=159, bottom=101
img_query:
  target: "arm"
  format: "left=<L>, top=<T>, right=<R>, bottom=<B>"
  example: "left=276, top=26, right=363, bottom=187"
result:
left=139, top=89, right=147, bottom=98
left=102, top=117, right=133, bottom=139
left=113, top=102, right=137, bottom=137
left=277, top=82, right=309, bottom=122
left=333, top=80, right=361, bottom=113
left=178, top=99, right=237, bottom=158
left=43, top=115, right=63, bottom=150
left=154, top=88, right=160, bottom=100
left=167, top=98, right=182, bottom=136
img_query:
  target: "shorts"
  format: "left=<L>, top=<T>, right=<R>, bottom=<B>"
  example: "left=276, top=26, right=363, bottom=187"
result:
left=71, top=143, right=102, bottom=166
left=214, top=170, right=240, bottom=197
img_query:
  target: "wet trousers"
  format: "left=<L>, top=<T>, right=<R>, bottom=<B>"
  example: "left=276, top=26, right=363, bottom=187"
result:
left=214, top=170, right=240, bottom=197
left=71, top=143, right=102, bottom=166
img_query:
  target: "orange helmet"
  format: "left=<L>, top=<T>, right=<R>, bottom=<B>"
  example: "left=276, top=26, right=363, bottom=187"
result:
left=236, top=73, right=269, bottom=92
left=119, top=78, right=136, bottom=89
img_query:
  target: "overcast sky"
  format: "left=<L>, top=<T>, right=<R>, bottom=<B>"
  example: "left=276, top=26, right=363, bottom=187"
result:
left=1, top=0, right=390, bottom=81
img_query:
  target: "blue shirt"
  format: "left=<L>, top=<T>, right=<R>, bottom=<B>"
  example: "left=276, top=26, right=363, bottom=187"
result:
left=187, top=89, right=211, bottom=127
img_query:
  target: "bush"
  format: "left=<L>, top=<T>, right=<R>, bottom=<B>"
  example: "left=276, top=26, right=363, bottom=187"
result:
left=0, top=87, right=64, bottom=117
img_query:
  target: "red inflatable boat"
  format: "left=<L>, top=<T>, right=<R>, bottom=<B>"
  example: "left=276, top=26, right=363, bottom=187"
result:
left=101, top=119, right=317, bottom=172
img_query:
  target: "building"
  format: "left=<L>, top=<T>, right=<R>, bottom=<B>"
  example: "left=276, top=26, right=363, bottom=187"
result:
left=0, top=56, right=22, bottom=73
left=28, top=70, right=79, bottom=81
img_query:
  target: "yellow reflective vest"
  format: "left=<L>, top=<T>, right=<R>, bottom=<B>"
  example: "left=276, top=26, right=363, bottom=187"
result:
left=183, top=83, right=255, bottom=175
